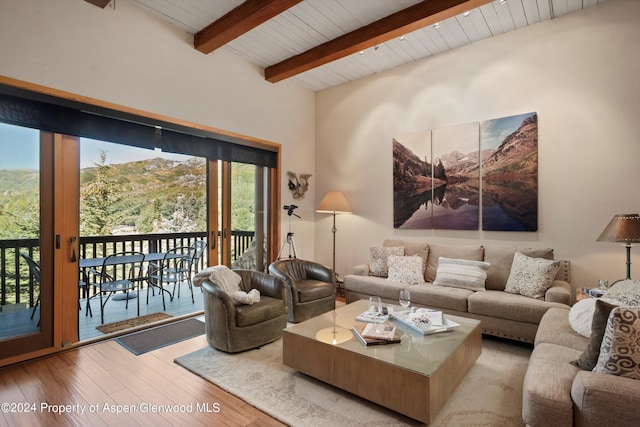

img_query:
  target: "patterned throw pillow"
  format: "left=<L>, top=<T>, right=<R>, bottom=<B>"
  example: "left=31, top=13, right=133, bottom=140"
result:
left=593, top=307, right=640, bottom=379
left=571, top=299, right=618, bottom=370
left=369, top=246, right=404, bottom=277
left=602, top=279, right=640, bottom=307
left=433, top=257, right=490, bottom=291
left=504, top=252, right=560, bottom=300
left=387, top=255, right=424, bottom=285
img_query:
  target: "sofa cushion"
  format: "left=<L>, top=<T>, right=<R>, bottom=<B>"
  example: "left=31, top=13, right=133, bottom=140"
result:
left=468, top=290, right=567, bottom=324
left=295, top=279, right=335, bottom=303
left=483, top=246, right=554, bottom=291
left=384, top=239, right=429, bottom=280
left=535, top=307, right=588, bottom=351
left=235, top=296, right=285, bottom=327
left=523, top=343, right=582, bottom=427
left=369, top=246, right=404, bottom=277
left=572, top=299, right=618, bottom=371
left=344, top=274, right=408, bottom=302
left=433, top=257, right=490, bottom=291
left=504, top=252, right=560, bottom=300
left=594, top=307, right=640, bottom=379
left=425, top=244, right=483, bottom=282
left=387, top=255, right=424, bottom=285
left=406, top=283, right=472, bottom=312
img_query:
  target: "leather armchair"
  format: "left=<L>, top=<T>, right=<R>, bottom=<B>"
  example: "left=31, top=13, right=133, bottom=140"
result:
left=268, top=259, right=336, bottom=323
left=198, top=269, right=288, bottom=353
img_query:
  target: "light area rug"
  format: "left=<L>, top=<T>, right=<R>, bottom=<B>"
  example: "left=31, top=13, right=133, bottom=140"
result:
left=175, top=336, right=531, bottom=426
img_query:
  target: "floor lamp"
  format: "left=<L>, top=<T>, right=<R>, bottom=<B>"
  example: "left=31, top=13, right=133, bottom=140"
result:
left=316, top=191, right=353, bottom=292
left=597, top=213, right=640, bottom=280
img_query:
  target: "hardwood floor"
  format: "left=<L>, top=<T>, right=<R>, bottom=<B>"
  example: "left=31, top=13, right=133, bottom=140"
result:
left=0, top=334, right=285, bottom=426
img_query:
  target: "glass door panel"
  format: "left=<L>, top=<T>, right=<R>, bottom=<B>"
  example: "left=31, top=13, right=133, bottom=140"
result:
left=78, top=138, right=207, bottom=341
left=0, top=123, right=52, bottom=358
left=229, top=162, right=269, bottom=272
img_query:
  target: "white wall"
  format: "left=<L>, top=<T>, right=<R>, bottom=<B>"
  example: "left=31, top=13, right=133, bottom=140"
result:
left=315, top=0, right=640, bottom=293
left=0, top=0, right=317, bottom=259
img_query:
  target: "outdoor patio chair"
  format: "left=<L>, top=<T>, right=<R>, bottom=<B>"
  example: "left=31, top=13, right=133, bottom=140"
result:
left=268, top=259, right=336, bottom=323
left=147, top=239, right=207, bottom=308
left=87, top=251, right=145, bottom=324
left=20, top=253, right=41, bottom=326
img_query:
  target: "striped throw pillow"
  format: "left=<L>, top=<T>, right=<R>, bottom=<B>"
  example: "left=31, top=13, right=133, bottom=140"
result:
left=433, top=257, right=490, bottom=291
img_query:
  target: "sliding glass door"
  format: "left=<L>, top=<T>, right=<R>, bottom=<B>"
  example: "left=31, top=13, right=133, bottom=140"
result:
left=0, top=79, right=281, bottom=361
left=229, top=163, right=269, bottom=272
left=0, top=123, right=53, bottom=358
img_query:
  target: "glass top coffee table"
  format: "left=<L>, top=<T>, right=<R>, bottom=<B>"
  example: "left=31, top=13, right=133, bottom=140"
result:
left=282, top=299, right=482, bottom=424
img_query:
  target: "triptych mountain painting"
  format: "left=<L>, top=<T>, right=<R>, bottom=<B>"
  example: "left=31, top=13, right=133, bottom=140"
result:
left=393, top=112, right=538, bottom=231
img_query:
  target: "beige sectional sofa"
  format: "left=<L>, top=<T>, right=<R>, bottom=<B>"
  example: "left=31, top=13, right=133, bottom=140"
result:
left=523, top=304, right=640, bottom=426
left=343, top=240, right=572, bottom=343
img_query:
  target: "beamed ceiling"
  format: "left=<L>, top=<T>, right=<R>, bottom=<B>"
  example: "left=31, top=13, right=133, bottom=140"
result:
left=89, top=0, right=608, bottom=91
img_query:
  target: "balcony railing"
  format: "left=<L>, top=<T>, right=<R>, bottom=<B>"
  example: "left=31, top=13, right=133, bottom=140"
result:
left=0, top=230, right=256, bottom=308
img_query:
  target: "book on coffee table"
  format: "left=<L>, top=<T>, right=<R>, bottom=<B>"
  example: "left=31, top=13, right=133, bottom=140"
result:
left=352, top=322, right=401, bottom=346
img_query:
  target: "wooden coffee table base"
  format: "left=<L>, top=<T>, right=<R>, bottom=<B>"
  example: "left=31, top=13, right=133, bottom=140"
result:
left=283, top=317, right=482, bottom=424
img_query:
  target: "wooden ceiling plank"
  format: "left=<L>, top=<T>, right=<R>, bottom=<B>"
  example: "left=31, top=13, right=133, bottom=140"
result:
left=84, top=0, right=111, bottom=8
left=264, top=0, right=495, bottom=83
left=194, top=0, right=302, bottom=54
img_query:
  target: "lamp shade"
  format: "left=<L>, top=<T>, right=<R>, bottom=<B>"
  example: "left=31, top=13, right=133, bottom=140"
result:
left=316, top=191, right=353, bottom=214
left=597, top=214, right=640, bottom=243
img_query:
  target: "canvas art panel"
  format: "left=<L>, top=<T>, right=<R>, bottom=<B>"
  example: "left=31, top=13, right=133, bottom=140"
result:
left=392, top=129, right=433, bottom=229
left=393, top=112, right=538, bottom=231
left=431, top=122, right=480, bottom=230
left=480, top=112, right=538, bottom=231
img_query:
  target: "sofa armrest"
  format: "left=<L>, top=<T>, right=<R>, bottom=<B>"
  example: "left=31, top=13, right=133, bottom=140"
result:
left=353, top=264, right=370, bottom=276
left=571, top=370, right=640, bottom=427
left=545, top=280, right=571, bottom=305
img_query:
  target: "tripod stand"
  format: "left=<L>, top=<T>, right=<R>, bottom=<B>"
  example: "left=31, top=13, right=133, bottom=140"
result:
left=278, top=205, right=300, bottom=259
left=277, top=231, right=297, bottom=259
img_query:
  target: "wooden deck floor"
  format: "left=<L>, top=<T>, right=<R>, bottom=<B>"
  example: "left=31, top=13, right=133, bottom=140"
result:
left=0, top=282, right=204, bottom=342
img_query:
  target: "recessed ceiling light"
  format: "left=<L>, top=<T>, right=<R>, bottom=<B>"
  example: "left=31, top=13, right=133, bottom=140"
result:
left=358, top=50, right=364, bottom=55
left=399, top=36, right=405, bottom=41
left=463, top=11, right=470, bottom=17
left=433, top=22, right=440, bottom=29
left=499, top=0, right=506, bottom=4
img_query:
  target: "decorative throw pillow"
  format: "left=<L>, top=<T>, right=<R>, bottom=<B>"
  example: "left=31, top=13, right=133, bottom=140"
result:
left=593, top=307, right=640, bottom=379
left=504, top=252, right=560, bottom=300
left=433, top=257, right=490, bottom=292
left=387, top=255, right=424, bottom=285
left=602, top=279, right=640, bottom=307
left=571, top=299, right=618, bottom=370
left=425, top=244, right=484, bottom=282
left=369, top=246, right=404, bottom=277
left=483, top=246, right=554, bottom=291
left=569, top=298, right=598, bottom=338
left=383, top=239, right=429, bottom=277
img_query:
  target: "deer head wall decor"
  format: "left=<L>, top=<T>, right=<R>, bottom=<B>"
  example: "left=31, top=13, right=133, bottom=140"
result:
left=287, top=171, right=312, bottom=199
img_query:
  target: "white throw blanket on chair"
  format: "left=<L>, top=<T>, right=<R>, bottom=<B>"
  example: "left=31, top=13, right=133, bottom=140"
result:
left=194, top=265, right=260, bottom=304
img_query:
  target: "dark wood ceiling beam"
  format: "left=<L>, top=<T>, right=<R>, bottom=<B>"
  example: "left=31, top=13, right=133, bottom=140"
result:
left=84, top=0, right=111, bottom=8
left=265, top=0, right=494, bottom=83
left=195, top=0, right=302, bottom=54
